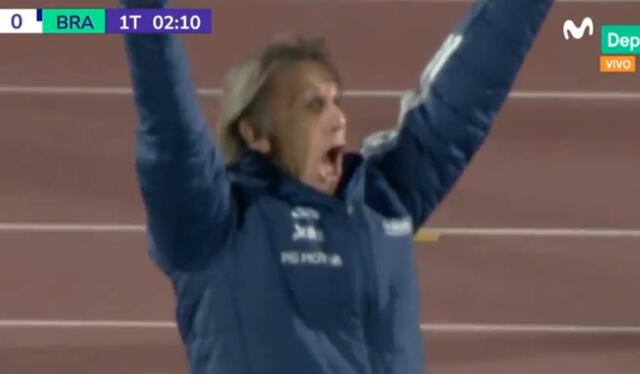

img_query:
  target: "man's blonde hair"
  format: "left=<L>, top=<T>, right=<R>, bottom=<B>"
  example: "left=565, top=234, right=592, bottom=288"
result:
left=217, top=37, right=341, bottom=164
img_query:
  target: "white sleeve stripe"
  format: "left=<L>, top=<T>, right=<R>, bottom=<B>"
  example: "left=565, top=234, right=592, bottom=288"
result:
left=362, top=32, right=464, bottom=158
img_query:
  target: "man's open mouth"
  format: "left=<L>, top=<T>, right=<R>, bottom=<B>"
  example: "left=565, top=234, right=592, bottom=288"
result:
left=319, top=144, right=345, bottom=184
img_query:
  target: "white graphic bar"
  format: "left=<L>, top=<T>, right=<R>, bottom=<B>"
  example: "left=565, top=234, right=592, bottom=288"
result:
left=0, top=9, right=42, bottom=34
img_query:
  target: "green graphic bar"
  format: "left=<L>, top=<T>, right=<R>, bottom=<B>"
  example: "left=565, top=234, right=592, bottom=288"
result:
left=601, top=25, right=640, bottom=55
left=42, top=9, right=105, bottom=34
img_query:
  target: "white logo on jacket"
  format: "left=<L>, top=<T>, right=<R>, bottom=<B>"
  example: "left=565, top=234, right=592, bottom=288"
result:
left=382, top=217, right=413, bottom=236
left=293, top=223, right=324, bottom=241
left=284, top=206, right=340, bottom=267
left=281, top=251, right=343, bottom=267
left=290, top=206, right=324, bottom=242
left=291, top=206, right=320, bottom=220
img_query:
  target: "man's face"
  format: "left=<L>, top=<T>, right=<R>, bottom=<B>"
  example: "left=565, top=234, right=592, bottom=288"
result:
left=265, top=60, right=347, bottom=195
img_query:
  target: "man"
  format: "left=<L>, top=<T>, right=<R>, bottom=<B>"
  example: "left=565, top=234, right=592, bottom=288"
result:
left=122, top=0, right=554, bottom=373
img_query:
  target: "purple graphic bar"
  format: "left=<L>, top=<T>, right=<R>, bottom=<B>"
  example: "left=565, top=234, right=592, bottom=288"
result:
left=106, top=9, right=211, bottom=34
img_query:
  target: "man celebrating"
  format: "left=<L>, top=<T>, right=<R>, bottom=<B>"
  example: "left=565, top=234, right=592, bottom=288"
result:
left=122, top=0, right=554, bottom=373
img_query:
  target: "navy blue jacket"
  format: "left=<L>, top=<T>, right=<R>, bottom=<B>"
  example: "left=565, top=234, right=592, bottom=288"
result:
left=123, top=1, right=553, bottom=373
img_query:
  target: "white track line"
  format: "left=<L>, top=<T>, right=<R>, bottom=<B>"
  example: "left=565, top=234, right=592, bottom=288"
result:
left=0, top=320, right=175, bottom=328
left=0, top=223, right=145, bottom=233
left=421, top=323, right=640, bottom=335
left=1, top=85, right=640, bottom=101
left=1, top=223, right=640, bottom=238
left=433, top=228, right=640, bottom=238
left=1, top=320, right=639, bottom=335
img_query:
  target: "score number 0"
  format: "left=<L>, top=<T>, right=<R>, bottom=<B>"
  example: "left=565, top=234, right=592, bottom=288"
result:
left=11, top=14, right=23, bottom=29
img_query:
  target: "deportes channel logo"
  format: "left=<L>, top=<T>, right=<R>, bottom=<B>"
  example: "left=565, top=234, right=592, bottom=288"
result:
left=563, top=17, right=638, bottom=73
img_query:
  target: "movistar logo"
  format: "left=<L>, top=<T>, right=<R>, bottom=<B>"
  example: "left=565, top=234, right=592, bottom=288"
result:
left=563, top=17, right=594, bottom=40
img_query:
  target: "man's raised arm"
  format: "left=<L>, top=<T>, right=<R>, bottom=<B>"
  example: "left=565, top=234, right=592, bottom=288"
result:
left=363, top=0, right=554, bottom=229
left=122, top=0, right=234, bottom=271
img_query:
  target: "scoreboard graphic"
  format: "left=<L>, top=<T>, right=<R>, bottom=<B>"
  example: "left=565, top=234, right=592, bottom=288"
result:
left=0, top=8, right=212, bottom=34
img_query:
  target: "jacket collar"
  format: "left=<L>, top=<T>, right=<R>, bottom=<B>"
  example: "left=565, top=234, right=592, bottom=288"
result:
left=228, top=150, right=365, bottom=210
